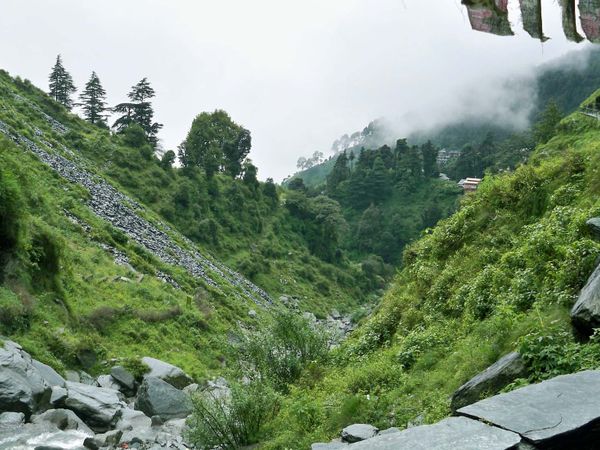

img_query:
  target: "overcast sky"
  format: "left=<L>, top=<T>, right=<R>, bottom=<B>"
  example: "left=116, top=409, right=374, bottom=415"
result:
left=0, top=0, right=591, bottom=180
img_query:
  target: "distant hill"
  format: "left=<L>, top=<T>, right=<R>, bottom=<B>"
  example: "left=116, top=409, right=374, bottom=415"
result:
left=288, top=47, right=600, bottom=188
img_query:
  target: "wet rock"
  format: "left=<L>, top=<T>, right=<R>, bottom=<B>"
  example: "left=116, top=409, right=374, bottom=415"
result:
left=50, top=386, right=68, bottom=406
left=450, top=352, right=527, bottom=411
left=571, top=264, right=600, bottom=335
left=348, top=417, right=522, bottom=450
left=115, top=407, right=152, bottom=432
left=457, top=370, right=600, bottom=448
left=0, top=411, right=25, bottom=429
left=32, top=408, right=93, bottom=435
left=32, top=360, right=66, bottom=388
left=96, top=374, right=121, bottom=391
left=111, top=365, right=136, bottom=393
left=141, top=357, right=193, bottom=389
left=64, top=381, right=124, bottom=432
left=341, top=424, right=379, bottom=443
left=587, top=217, right=600, bottom=239
left=134, top=377, right=192, bottom=421
left=0, top=339, right=50, bottom=417
left=83, top=429, right=123, bottom=449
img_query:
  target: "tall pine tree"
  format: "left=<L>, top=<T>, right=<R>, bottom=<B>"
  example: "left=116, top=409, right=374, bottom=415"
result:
left=78, top=72, right=107, bottom=126
left=113, top=78, right=163, bottom=146
left=48, top=55, right=76, bottom=110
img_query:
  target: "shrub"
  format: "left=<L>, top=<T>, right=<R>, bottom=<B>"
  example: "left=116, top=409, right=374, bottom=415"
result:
left=0, top=287, right=31, bottom=332
left=135, top=306, right=182, bottom=323
left=0, top=167, right=23, bottom=272
left=122, top=357, right=151, bottom=381
left=187, top=380, right=279, bottom=449
left=86, top=306, right=122, bottom=332
left=236, top=311, right=330, bottom=392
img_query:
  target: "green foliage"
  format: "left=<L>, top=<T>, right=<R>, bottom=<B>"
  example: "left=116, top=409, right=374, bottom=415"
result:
left=113, top=78, right=162, bottom=146
left=48, top=55, right=76, bottom=110
left=78, top=72, right=108, bottom=126
left=0, top=167, right=23, bottom=272
left=178, top=110, right=250, bottom=178
left=236, top=311, right=330, bottom=392
left=0, top=287, right=32, bottom=333
left=259, top=97, right=600, bottom=448
left=187, top=381, right=279, bottom=449
left=122, top=357, right=151, bottom=381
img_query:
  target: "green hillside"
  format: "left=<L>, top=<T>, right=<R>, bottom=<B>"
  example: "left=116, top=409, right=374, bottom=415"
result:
left=0, top=68, right=387, bottom=385
left=258, top=92, right=600, bottom=448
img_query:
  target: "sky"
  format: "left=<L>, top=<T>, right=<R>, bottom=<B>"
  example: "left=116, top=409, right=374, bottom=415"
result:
left=0, top=0, right=592, bottom=180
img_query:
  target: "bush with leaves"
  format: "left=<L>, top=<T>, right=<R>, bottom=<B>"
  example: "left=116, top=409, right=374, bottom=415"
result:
left=187, top=380, right=278, bottom=449
left=236, top=311, right=330, bottom=392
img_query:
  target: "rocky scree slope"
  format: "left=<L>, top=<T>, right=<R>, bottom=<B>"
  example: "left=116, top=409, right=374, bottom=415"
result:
left=0, top=105, right=271, bottom=307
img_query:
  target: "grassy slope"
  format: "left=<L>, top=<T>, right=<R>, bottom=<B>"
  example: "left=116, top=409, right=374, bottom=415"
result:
left=260, top=93, right=600, bottom=449
left=0, top=134, right=238, bottom=380
left=0, top=71, right=371, bottom=319
left=0, top=70, right=371, bottom=381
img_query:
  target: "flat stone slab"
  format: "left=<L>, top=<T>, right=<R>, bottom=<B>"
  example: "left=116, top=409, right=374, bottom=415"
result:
left=458, top=370, right=600, bottom=447
left=348, top=417, right=522, bottom=449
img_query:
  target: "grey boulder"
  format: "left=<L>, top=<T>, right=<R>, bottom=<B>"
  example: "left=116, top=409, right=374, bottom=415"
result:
left=450, top=352, right=527, bottom=411
left=141, top=357, right=193, bottom=389
left=587, top=217, right=600, bottom=239
left=134, top=376, right=192, bottom=421
left=341, top=424, right=379, bottom=443
left=571, top=264, right=600, bottom=335
left=457, top=370, right=600, bottom=448
left=115, top=407, right=152, bottom=431
left=0, top=411, right=25, bottom=429
left=0, top=339, right=50, bottom=417
left=50, top=386, right=68, bottom=406
left=96, top=374, right=121, bottom=391
left=32, top=408, right=93, bottom=435
left=32, top=360, right=66, bottom=388
left=111, top=365, right=136, bottom=393
left=348, top=417, right=522, bottom=450
left=83, top=429, right=123, bottom=450
left=64, top=381, right=124, bottom=431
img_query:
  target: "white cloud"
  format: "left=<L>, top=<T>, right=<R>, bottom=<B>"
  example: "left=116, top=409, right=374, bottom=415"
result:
left=0, top=0, right=590, bottom=180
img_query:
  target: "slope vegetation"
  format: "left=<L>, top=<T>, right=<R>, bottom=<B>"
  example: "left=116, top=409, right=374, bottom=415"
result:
left=260, top=92, right=600, bottom=449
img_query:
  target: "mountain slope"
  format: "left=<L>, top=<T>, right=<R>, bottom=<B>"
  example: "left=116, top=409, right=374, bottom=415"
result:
left=259, top=92, right=600, bottom=449
left=0, top=69, right=376, bottom=383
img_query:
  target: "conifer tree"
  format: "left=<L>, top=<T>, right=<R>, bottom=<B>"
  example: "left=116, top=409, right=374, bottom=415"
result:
left=78, top=72, right=107, bottom=126
left=113, top=78, right=163, bottom=146
left=327, top=151, right=350, bottom=195
left=48, top=55, right=76, bottom=110
left=421, top=140, right=439, bottom=178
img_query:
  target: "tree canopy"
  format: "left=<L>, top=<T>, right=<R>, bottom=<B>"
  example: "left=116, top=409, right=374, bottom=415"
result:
left=78, top=72, right=108, bottom=126
left=178, top=110, right=251, bottom=178
left=48, top=55, right=76, bottom=110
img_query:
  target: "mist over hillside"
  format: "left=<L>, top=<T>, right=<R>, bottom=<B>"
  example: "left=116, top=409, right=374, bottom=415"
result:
left=289, top=46, right=600, bottom=186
